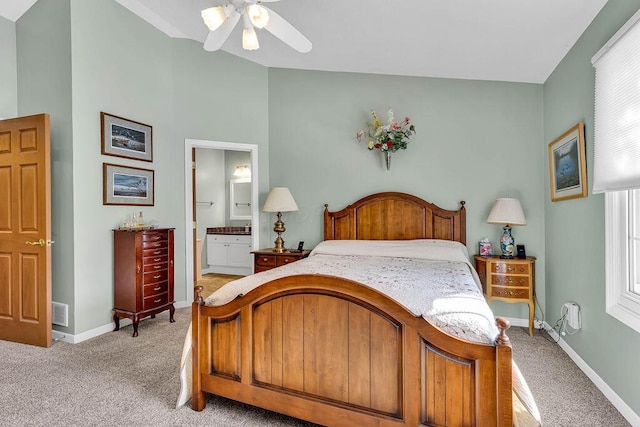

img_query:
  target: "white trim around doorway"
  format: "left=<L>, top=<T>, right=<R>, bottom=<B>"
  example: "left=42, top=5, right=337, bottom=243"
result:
left=184, top=139, right=259, bottom=302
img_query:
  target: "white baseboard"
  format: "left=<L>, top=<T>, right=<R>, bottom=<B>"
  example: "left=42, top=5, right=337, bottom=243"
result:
left=539, top=321, right=640, bottom=426
left=503, top=316, right=530, bottom=329
left=52, top=300, right=190, bottom=344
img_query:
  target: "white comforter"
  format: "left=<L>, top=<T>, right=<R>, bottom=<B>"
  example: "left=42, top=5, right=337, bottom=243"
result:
left=176, top=239, right=500, bottom=408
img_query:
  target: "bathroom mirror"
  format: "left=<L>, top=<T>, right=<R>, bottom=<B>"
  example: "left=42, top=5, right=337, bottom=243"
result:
left=230, top=179, right=251, bottom=220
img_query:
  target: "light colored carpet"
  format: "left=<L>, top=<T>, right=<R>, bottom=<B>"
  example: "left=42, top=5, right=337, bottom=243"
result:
left=0, top=309, right=629, bottom=426
left=510, top=327, right=629, bottom=426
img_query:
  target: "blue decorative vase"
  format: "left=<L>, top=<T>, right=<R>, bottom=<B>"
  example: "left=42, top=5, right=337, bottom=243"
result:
left=500, top=226, right=514, bottom=258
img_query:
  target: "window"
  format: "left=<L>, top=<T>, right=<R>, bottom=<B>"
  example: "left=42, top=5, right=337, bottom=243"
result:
left=606, top=190, right=640, bottom=333
left=595, top=8, right=640, bottom=332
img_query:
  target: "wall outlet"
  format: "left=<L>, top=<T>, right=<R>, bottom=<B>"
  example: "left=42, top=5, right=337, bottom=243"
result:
left=52, top=302, right=68, bottom=327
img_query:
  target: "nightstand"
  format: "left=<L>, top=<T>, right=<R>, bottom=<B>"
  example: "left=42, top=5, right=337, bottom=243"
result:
left=252, top=249, right=311, bottom=273
left=474, top=255, right=536, bottom=336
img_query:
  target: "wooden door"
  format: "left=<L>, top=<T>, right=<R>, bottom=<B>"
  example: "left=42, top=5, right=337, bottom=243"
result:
left=0, top=114, right=52, bottom=347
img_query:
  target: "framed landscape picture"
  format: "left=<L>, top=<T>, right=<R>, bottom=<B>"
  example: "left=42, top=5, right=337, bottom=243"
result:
left=548, top=122, right=587, bottom=202
left=101, top=112, right=153, bottom=162
left=103, top=163, right=154, bottom=206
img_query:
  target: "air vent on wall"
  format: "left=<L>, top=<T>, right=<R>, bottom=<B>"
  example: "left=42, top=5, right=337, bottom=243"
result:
left=52, top=302, right=68, bottom=327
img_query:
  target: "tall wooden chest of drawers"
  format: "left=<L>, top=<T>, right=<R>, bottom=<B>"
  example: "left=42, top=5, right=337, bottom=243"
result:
left=112, top=228, right=175, bottom=337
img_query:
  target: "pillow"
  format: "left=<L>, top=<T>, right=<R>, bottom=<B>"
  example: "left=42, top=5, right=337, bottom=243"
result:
left=512, top=361, right=542, bottom=426
left=310, top=239, right=470, bottom=263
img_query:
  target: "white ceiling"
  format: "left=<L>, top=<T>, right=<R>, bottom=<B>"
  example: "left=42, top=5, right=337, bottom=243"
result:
left=1, top=0, right=608, bottom=83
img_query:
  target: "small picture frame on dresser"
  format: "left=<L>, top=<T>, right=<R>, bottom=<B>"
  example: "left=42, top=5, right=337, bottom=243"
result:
left=516, top=244, right=526, bottom=259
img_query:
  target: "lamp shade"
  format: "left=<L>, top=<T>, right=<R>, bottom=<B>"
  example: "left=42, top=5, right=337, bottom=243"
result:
left=247, top=4, right=269, bottom=28
left=242, top=27, right=259, bottom=50
left=262, top=187, right=298, bottom=213
left=201, top=6, right=228, bottom=31
left=487, top=198, right=526, bottom=226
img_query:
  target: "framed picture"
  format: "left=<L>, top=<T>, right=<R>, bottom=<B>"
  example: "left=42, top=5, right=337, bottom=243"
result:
left=101, top=112, right=153, bottom=162
left=103, top=163, right=154, bottom=206
left=548, top=122, right=587, bottom=202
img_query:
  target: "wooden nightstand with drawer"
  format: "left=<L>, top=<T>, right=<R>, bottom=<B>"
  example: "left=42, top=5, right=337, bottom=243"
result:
left=474, top=255, right=536, bottom=336
left=252, top=249, right=311, bottom=273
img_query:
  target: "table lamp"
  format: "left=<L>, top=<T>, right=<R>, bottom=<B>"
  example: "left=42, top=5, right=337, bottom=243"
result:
left=486, top=198, right=526, bottom=259
left=262, top=187, right=298, bottom=253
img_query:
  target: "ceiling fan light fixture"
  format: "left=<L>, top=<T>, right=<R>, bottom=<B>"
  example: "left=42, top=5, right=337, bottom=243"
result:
left=243, top=27, right=259, bottom=50
left=247, top=4, right=269, bottom=29
left=202, top=6, right=227, bottom=31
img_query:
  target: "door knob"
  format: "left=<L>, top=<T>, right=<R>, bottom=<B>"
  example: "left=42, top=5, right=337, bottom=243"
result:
left=26, top=239, right=55, bottom=247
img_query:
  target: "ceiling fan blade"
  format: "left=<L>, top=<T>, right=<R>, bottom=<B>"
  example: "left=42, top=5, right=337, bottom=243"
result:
left=263, top=7, right=312, bottom=53
left=203, top=11, right=240, bottom=51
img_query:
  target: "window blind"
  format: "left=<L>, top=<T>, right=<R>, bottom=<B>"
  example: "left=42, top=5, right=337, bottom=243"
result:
left=592, top=8, right=640, bottom=193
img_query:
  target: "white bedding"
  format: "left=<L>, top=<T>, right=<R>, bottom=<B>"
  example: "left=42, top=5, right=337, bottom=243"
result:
left=206, top=239, right=498, bottom=343
left=176, top=239, right=501, bottom=408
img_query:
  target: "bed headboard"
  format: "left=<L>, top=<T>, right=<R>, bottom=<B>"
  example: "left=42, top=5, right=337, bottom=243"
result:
left=323, top=192, right=466, bottom=244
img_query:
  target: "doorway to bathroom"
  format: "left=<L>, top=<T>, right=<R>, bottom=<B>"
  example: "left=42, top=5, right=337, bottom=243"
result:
left=184, top=139, right=259, bottom=300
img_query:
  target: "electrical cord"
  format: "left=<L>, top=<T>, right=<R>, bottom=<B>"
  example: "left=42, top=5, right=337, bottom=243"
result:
left=542, top=304, right=582, bottom=343
left=559, top=303, right=581, bottom=336
left=533, top=296, right=562, bottom=344
left=543, top=312, right=565, bottom=344
left=533, top=295, right=545, bottom=331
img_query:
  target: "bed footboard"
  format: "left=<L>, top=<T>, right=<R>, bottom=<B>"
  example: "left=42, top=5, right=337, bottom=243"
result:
left=192, top=275, right=512, bottom=427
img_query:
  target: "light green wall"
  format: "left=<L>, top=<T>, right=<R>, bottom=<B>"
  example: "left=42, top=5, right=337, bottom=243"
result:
left=70, top=0, right=175, bottom=333
left=16, top=0, right=75, bottom=334
left=0, top=16, right=17, bottom=118
left=66, top=0, right=269, bottom=333
left=13, top=0, right=269, bottom=335
left=268, top=69, right=545, bottom=319
left=543, top=0, right=640, bottom=416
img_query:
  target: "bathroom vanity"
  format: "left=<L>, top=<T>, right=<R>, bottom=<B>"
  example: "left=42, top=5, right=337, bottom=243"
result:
left=206, top=227, right=252, bottom=275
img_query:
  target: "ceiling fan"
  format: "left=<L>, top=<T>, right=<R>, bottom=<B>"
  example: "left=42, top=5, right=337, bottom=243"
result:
left=201, top=0, right=312, bottom=53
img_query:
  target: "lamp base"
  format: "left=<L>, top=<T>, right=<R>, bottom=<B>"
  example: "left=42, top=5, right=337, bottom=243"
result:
left=272, top=236, right=285, bottom=253
left=500, top=225, right=515, bottom=259
left=272, top=212, right=286, bottom=253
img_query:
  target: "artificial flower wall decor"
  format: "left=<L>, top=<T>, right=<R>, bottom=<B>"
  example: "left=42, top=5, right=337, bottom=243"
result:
left=356, top=108, right=416, bottom=170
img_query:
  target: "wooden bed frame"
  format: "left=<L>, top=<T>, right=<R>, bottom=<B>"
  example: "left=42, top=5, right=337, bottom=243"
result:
left=192, top=192, right=512, bottom=426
